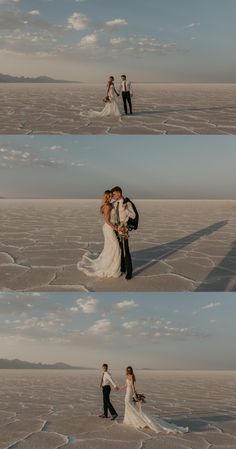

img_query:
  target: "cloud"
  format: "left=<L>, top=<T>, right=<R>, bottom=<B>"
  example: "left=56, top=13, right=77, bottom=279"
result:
left=0, top=9, right=61, bottom=33
left=79, top=33, right=97, bottom=47
left=109, top=36, right=176, bottom=55
left=49, top=145, right=65, bottom=151
left=110, top=37, right=125, bottom=45
left=0, top=0, right=20, bottom=3
left=115, top=300, right=138, bottom=310
left=184, top=23, right=200, bottom=28
left=0, top=7, right=176, bottom=62
left=28, top=10, right=40, bottom=16
left=0, top=144, right=84, bottom=169
left=68, top=12, right=89, bottom=30
left=87, top=318, right=112, bottom=335
left=123, top=321, right=139, bottom=330
left=201, top=302, right=221, bottom=310
left=76, top=297, right=98, bottom=314
left=104, top=18, right=128, bottom=29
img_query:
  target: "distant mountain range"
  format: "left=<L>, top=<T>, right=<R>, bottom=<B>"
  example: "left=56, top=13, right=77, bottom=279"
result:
left=0, top=359, right=94, bottom=370
left=0, top=74, right=81, bottom=83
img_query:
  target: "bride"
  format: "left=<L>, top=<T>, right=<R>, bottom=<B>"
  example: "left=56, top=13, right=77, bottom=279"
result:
left=77, top=190, right=121, bottom=278
left=120, top=367, right=188, bottom=434
left=89, top=76, right=121, bottom=118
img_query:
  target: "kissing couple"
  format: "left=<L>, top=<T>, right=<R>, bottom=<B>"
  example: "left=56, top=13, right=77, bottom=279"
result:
left=99, top=363, right=188, bottom=434
left=77, top=186, right=139, bottom=280
left=88, top=75, right=133, bottom=118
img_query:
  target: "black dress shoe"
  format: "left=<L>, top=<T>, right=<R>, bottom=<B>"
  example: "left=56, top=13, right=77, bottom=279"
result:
left=125, top=274, right=132, bottom=280
left=99, top=414, right=107, bottom=418
left=111, top=414, right=118, bottom=421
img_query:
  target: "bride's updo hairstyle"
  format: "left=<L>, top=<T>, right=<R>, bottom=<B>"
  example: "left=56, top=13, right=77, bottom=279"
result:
left=126, top=366, right=136, bottom=382
left=100, top=190, right=112, bottom=214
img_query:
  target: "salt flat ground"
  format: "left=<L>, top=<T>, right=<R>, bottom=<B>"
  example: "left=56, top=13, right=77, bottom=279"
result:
left=0, top=370, right=236, bottom=449
left=0, top=83, right=236, bottom=135
left=0, top=199, right=236, bottom=292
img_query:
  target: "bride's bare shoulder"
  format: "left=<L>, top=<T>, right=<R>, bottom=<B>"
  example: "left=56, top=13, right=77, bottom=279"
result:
left=101, top=203, right=112, bottom=213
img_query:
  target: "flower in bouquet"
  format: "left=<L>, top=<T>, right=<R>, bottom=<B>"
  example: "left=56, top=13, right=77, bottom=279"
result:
left=103, top=96, right=111, bottom=103
left=118, top=222, right=129, bottom=239
left=132, top=393, right=146, bottom=403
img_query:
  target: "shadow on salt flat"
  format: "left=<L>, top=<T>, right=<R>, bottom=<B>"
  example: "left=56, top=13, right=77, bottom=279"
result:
left=133, top=220, right=228, bottom=275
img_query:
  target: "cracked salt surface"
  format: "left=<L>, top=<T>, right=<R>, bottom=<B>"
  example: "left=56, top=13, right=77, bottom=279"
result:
left=0, top=83, right=236, bottom=135
left=1, top=371, right=236, bottom=449
left=0, top=199, right=236, bottom=292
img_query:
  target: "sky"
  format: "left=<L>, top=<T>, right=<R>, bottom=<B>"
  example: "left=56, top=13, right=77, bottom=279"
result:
left=0, top=135, right=236, bottom=199
left=0, top=0, right=235, bottom=82
left=0, top=292, right=235, bottom=370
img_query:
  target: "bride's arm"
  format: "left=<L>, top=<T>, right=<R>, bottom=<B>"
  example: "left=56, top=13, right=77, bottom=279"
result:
left=131, top=379, right=137, bottom=397
left=103, top=205, right=117, bottom=231
left=114, top=86, right=119, bottom=96
left=106, top=81, right=111, bottom=97
left=118, top=383, right=127, bottom=390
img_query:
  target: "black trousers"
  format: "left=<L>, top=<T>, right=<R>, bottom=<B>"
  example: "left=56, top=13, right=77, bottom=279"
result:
left=103, top=385, right=117, bottom=417
left=122, top=91, right=132, bottom=114
left=117, top=235, right=133, bottom=277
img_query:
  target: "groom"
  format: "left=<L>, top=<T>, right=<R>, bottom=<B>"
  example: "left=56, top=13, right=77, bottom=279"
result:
left=99, top=363, right=118, bottom=420
left=118, top=75, right=133, bottom=115
left=111, top=186, right=135, bottom=280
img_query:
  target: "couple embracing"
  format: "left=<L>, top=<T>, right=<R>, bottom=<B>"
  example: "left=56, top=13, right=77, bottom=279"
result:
left=77, top=186, right=138, bottom=280
left=99, top=363, right=188, bottom=434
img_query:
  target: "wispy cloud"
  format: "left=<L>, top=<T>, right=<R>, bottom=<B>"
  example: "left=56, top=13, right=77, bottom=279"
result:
left=0, top=145, right=84, bottom=169
left=114, top=300, right=138, bottom=310
left=201, top=302, right=221, bottom=310
left=184, top=22, right=200, bottom=29
left=104, top=18, right=128, bottom=29
left=87, top=318, right=112, bottom=335
left=28, top=10, right=40, bottom=16
left=0, top=295, right=211, bottom=352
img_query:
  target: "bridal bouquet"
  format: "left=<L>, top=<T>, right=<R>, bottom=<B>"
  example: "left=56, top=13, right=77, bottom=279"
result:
left=118, top=223, right=129, bottom=239
left=103, top=96, right=111, bottom=103
left=132, top=393, right=146, bottom=403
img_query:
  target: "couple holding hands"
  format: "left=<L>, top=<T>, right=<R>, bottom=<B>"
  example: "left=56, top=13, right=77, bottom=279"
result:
left=89, top=75, right=133, bottom=118
left=99, top=363, right=188, bottom=434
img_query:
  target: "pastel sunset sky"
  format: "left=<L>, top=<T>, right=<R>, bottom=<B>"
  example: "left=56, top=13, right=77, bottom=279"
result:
left=0, top=0, right=235, bottom=82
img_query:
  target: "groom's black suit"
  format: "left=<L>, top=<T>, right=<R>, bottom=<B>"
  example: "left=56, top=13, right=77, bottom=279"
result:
left=122, top=91, right=132, bottom=115
left=101, top=371, right=117, bottom=418
left=115, top=198, right=133, bottom=279
left=117, top=234, right=133, bottom=278
left=103, top=385, right=117, bottom=417
left=119, top=80, right=133, bottom=115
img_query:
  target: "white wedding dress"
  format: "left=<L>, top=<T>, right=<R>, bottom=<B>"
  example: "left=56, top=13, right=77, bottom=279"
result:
left=88, top=84, right=121, bottom=118
left=77, top=208, right=121, bottom=278
left=123, top=379, right=188, bottom=434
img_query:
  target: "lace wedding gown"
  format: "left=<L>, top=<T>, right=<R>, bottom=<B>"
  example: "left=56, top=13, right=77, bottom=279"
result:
left=77, top=208, right=121, bottom=278
left=88, top=84, right=121, bottom=118
left=123, top=379, right=188, bottom=434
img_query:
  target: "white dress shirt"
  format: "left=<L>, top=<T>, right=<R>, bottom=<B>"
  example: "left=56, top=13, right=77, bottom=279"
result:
left=102, top=371, right=117, bottom=388
left=119, top=80, right=133, bottom=95
left=116, top=198, right=136, bottom=225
